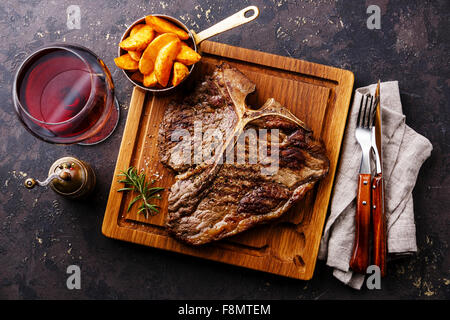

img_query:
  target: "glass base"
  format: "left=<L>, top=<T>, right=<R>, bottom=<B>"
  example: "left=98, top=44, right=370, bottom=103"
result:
left=78, top=98, right=120, bottom=146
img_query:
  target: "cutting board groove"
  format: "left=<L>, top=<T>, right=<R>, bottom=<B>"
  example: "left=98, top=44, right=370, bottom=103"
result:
left=102, top=40, right=354, bottom=280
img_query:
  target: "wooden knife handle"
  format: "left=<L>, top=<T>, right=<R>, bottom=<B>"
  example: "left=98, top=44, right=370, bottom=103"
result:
left=372, top=173, right=386, bottom=277
left=350, top=173, right=371, bottom=274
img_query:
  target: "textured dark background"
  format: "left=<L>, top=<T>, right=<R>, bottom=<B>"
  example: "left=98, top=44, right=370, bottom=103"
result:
left=0, top=0, right=448, bottom=299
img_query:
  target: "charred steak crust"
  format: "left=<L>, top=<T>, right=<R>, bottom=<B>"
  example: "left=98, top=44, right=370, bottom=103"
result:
left=158, top=63, right=330, bottom=245
left=158, top=64, right=239, bottom=172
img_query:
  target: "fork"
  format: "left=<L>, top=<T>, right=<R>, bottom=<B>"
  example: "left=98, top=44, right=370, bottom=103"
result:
left=350, top=93, right=374, bottom=274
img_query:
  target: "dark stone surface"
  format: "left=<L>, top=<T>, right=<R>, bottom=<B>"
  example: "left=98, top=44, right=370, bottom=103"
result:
left=0, top=0, right=448, bottom=299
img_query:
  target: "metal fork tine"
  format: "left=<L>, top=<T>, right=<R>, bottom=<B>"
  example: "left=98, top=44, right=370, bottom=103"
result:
left=356, top=94, right=364, bottom=127
left=362, top=94, right=369, bottom=128
left=367, top=95, right=373, bottom=128
left=371, top=95, right=378, bottom=126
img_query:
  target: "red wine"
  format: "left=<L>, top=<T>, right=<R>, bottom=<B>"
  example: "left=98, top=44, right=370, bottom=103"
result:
left=14, top=45, right=118, bottom=144
left=17, top=48, right=106, bottom=138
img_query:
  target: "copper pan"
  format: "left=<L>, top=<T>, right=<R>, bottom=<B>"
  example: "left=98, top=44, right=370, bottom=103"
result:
left=118, top=6, right=259, bottom=93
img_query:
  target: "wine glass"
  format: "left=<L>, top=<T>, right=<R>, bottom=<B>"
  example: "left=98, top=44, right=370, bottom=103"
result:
left=13, top=44, right=119, bottom=145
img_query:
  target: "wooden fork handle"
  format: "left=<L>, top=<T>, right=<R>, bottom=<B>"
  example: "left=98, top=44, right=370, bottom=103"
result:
left=372, top=173, right=387, bottom=277
left=350, top=173, right=371, bottom=274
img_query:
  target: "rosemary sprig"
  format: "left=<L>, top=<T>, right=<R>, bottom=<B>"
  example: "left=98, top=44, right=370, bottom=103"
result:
left=117, top=167, right=164, bottom=219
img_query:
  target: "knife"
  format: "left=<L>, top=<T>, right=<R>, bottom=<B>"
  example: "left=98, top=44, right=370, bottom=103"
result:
left=371, top=80, right=387, bottom=277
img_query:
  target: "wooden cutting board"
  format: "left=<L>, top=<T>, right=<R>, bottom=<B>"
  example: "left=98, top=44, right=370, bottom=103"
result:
left=102, top=40, right=354, bottom=280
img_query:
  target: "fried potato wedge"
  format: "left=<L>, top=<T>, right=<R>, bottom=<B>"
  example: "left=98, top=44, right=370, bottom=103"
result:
left=172, top=62, right=190, bottom=87
left=128, top=50, right=142, bottom=62
left=119, top=25, right=154, bottom=51
left=114, top=53, right=139, bottom=71
left=155, top=40, right=181, bottom=87
left=145, top=15, right=189, bottom=40
left=176, top=44, right=201, bottom=66
left=143, top=71, right=158, bottom=87
left=130, top=24, right=145, bottom=37
left=139, top=33, right=179, bottom=75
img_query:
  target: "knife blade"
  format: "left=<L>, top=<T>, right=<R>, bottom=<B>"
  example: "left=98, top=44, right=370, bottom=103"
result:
left=371, top=80, right=387, bottom=277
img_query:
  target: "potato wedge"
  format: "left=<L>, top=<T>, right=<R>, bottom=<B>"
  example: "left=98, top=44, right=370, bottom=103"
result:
left=128, top=50, right=142, bottom=62
left=139, top=33, right=179, bottom=75
left=155, top=40, right=182, bottom=87
left=114, top=53, right=139, bottom=71
left=176, top=43, right=201, bottom=66
left=172, top=62, right=190, bottom=87
left=143, top=71, right=158, bottom=87
left=145, top=15, right=189, bottom=40
left=119, top=25, right=154, bottom=51
left=130, top=24, right=145, bottom=37
left=130, top=71, right=144, bottom=83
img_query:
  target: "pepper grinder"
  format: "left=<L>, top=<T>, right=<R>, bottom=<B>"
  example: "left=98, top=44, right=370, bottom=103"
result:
left=24, top=156, right=96, bottom=199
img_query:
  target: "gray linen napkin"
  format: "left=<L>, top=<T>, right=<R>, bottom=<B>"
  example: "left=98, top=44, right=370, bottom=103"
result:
left=318, top=81, right=433, bottom=289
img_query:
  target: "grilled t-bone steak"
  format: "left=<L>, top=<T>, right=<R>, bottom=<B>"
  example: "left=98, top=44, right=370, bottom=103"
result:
left=158, top=63, right=329, bottom=245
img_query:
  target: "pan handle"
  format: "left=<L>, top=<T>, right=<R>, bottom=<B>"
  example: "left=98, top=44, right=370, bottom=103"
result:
left=192, top=6, right=259, bottom=45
